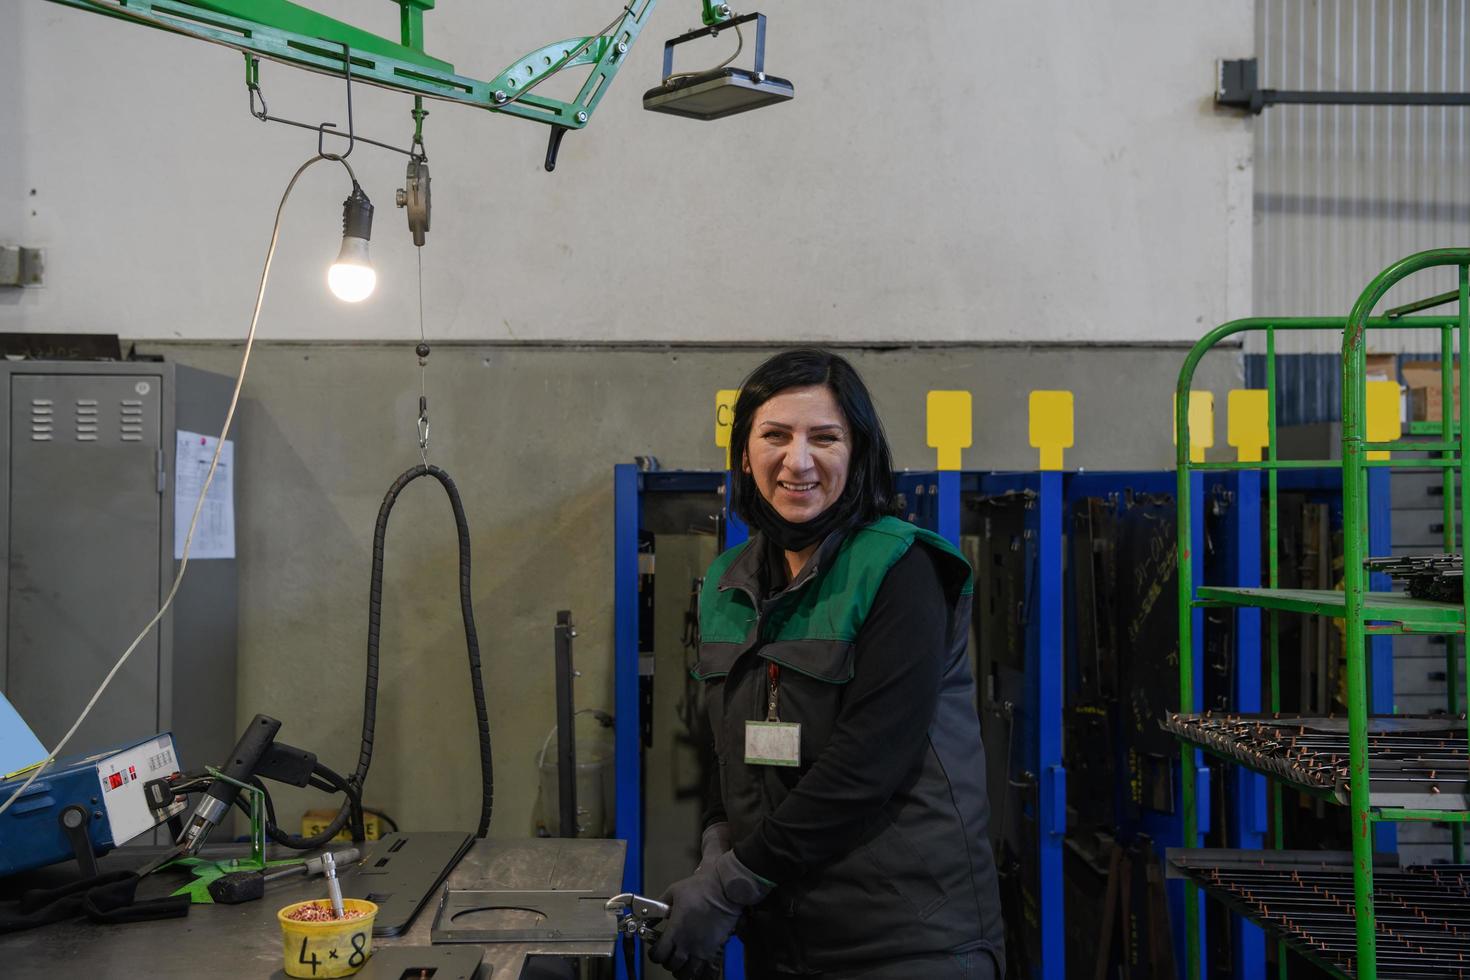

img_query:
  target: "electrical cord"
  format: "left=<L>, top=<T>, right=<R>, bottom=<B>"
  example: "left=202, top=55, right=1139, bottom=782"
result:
left=0, top=153, right=353, bottom=819
left=663, top=23, right=744, bottom=85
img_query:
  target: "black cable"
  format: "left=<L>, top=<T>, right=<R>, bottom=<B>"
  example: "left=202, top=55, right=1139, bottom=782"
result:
left=210, top=463, right=493, bottom=851
left=358, top=465, right=494, bottom=838
left=263, top=762, right=364, bottom=850
left=367, top=809, right=400, bottom=833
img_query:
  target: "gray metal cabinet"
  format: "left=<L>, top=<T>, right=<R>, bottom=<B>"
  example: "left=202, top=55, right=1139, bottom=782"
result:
left=0, top=362, right=237, bottom=775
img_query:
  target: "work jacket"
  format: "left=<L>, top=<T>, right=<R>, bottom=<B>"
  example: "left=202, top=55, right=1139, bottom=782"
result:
left=693, top=516, right=1005, bottom=972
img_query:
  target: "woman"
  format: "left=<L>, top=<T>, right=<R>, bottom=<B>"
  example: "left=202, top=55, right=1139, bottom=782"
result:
left=650, top=349, right=1004, bottom=980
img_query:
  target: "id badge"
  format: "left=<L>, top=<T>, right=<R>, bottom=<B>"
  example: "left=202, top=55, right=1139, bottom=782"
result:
left=745, top=720, right=801, bottom=767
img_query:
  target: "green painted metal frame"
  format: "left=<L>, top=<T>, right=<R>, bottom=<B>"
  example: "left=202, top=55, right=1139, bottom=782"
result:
left=1174, top=290, right=1470, bottom=980
left=44, top=0, right=702, bottom=131
left=1339, top=251, right=1470, bottom=980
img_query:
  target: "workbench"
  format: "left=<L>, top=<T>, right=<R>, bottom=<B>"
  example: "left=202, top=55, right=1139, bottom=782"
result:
left=0, top=836, right=625, bottom=979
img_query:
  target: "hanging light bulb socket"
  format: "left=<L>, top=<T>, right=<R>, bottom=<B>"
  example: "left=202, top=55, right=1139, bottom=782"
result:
left=328, top=182, right=377, bottom=302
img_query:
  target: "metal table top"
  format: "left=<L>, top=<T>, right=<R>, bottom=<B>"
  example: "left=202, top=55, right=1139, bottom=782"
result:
left=0, top=836, right=625, bottom=979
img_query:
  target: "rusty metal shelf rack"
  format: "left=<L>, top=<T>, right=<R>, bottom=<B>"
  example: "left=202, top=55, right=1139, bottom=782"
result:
left=1175, top=248, right=1470, bottom=980
left=1162, top=712, right=1470, bottom=816
left=1167, top=850, right=1470, bottom=980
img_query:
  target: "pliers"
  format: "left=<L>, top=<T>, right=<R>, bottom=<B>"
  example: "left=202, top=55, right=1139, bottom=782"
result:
left=606, top=891, right=670, bottom=941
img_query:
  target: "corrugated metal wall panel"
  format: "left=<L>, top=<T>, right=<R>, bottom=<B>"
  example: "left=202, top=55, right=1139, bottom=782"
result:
left=1254, top=0, right=1470, bottom=355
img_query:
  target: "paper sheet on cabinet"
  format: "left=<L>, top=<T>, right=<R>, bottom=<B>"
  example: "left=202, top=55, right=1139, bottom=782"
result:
left=174, top=430, right=235, bottom=560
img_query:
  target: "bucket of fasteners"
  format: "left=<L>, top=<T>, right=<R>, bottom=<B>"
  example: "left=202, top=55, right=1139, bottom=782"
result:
left=277, top=898, right=378, bottom=978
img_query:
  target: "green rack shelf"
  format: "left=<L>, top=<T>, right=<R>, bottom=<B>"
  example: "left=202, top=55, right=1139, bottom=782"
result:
left=1195, top=587, right=1465, bottom=632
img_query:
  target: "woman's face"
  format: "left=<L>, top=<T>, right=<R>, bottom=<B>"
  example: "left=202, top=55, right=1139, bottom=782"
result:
left=744, top=384, right=852, bottom=524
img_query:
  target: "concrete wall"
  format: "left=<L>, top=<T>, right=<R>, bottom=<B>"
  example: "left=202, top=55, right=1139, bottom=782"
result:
left=140, top=340, right=1241, bottom=839
left=3, top=1, right=1252, bottom=341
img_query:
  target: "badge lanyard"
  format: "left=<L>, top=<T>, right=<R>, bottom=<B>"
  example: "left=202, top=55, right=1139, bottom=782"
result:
left=766, top=662, right=781, bottom=721
left=746, top=662, right=801, bottom=767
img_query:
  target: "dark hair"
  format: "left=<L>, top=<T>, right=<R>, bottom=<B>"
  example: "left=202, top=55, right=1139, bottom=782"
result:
left=730, top=348, right=896, bottom=526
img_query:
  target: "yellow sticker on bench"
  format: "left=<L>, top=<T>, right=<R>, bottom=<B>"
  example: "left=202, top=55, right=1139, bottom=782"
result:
left=1173, top=392, right=1214, bottom=464
left=715, top=389, right=738, bottom=468
left=1028, top=391, right=1074, bottom=471
left=1365, top=380, right=1401, bottom=462
left=926, top=391, right=972, bottom=472
left=1226, top=389, right=1270, bottom=463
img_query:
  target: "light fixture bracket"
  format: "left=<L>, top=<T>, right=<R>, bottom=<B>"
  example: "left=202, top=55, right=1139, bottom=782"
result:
left=643, top=12, right=793, bottom=121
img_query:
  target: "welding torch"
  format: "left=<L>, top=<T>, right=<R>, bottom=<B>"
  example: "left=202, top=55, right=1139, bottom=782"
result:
left=176, top=714, right=283, bottom=856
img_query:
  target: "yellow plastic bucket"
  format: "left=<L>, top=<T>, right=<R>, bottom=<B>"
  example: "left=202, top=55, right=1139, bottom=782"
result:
left=277, top=898, right=378, bottom=978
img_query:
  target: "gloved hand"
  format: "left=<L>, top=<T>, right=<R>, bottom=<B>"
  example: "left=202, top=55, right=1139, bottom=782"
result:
left=650, top=847, right=772, bottom=980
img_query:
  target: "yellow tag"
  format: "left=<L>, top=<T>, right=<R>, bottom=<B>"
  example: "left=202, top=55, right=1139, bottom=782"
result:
left=715, top=389, right=738, bottom=469
left=1173, top=392, right=1215, bottom=464
left=1226, top=389, right=1270, bottom=463
left=926, top=391, right=972, bottom=471
left=1365, top=380, right=1401, bottom=461
left=1028, top=391, right=1074, bottom=471
left=302, top=809, right=381, bottom=843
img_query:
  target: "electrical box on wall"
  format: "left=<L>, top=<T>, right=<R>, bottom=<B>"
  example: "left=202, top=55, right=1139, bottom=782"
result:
left=0, top=361, right=238, bottom=782
left=0, top=246, right=45, bottom=288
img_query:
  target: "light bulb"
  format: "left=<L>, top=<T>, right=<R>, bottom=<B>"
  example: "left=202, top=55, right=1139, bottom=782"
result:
left=328, top=237, right=376, bottom=302
left=328, top=183, right=376, bottom=303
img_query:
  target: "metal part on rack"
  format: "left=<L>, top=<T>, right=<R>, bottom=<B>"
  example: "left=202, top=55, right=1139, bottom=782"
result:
left=1365, top=554, right=1464, bottom=603
left=1163, top=712, right=1470, bottom=811
left=1168, top=849, right=1470, bottom=980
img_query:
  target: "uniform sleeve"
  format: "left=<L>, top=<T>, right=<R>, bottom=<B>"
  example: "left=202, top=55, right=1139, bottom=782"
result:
left=732, top=545, right=949, bottom=884
left=702, top=759, right=728, bottom=831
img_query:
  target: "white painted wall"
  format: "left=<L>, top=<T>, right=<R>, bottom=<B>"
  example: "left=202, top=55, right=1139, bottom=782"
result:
left=2, top=1, right=1253, bottom=342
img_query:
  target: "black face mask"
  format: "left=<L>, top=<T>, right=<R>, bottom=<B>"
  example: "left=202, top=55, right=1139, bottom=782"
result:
left=747, top=490, right=854, bottom=553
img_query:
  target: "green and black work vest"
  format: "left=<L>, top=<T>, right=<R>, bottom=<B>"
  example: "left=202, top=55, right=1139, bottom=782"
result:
left=694, top=517, right=1005, bottom=972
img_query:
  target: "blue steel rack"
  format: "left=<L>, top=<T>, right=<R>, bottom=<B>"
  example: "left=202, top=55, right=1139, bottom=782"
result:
left=613, top=466, right=742, bottom=980
left=613, top=463, right=1379, bottom=980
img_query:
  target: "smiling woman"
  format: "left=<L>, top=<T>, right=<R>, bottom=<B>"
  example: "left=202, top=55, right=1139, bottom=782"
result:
left=648, top=349, right=1006, bottom=980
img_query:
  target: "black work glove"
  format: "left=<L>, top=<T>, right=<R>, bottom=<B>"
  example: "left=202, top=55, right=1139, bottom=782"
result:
left=650, top=847, right=772, bottom=980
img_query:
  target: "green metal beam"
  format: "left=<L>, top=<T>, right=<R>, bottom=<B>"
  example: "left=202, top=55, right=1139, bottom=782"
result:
left=47, top=0, right=666, bottom=132
left=1372, top=807, right=1470, bottom=822
left=1195, top=586, right=1466, bottom=628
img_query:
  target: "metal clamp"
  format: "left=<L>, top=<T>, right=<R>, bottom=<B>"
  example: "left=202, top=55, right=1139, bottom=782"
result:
left=417, top=395, right=431, bottom=466
left=605, top=892, right=669, bottom=940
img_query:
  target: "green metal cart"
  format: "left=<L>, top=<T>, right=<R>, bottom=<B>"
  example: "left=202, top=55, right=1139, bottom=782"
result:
left=1173, top=248, right=1470, bottom=980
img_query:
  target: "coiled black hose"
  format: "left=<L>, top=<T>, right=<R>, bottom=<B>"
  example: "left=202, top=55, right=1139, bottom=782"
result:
left=267, top=464, right=493, bottom=848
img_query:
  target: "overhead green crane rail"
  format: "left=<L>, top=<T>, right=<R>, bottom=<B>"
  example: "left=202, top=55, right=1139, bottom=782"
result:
left=46, top=0, right=731, bottom=131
